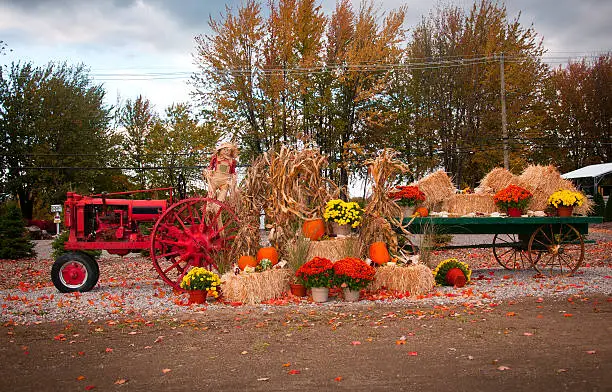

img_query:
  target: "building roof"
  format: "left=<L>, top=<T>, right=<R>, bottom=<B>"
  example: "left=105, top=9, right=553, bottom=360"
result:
left=561, top=163, right=612, bottom=179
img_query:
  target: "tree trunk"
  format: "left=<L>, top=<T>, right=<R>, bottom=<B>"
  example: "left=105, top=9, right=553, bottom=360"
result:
left=18, top=189, right=34, bottom=220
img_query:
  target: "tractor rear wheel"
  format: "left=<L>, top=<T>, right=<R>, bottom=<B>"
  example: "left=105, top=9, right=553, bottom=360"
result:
left=51, top=252, right=99, bottom=292
left=150, top=197, right=239, bottom=291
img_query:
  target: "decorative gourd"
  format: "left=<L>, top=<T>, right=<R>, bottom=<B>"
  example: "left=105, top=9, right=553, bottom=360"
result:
left=369, top=242, right=390, bottom=265
left=256, top=247, right=279, bottom=265
left=302, top=218, right=325, bottom=241
left=238, top=255, right=257, bottom=270
left=415, top=206, right=429, bottom=217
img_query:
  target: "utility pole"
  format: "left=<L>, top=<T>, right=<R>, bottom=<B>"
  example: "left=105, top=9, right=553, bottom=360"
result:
left=500, top=52, right=509, bottom=169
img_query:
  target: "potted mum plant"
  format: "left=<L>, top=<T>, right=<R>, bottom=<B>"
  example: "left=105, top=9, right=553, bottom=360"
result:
left=295, top=256, right=334, bottom=302
left=180, top=267, right=222, bottom=304
left=547, top=189, right=585, bottom=217
left=432, top=258, right=471, bottom=288
left=388, top=185, right=426, bottom=216
left=323, top=199, right=364, bottom=236
left=333, top=257, right=377, bottom=301
left=493, top=184, right=533, bottom=217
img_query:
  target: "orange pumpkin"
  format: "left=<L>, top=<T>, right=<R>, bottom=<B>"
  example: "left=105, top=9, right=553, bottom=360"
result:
left=238, top=255, right=258, bottom=270
left=369, top=242, right=390, bottom=265
left=256, top=247, right=279, bottom=265
left=415, top=206, right=429, bottom=217
left=302, top=218, right=325, bottom=241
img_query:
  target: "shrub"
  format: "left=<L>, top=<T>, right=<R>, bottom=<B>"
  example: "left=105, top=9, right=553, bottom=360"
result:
left=591, top=192, right=605, bottom=217
left=605, top=195, right=612, bottom=222
left=0, top=202, right=35, bottom=259
left=51, top=230, right=102, bottom=260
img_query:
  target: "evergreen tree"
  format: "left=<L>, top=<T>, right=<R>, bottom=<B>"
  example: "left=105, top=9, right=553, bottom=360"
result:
left=591, top=192, right=605, bottom=217
left=0, top=202, right=35, bottom=259
left=604, top=195, right=612, bottom=222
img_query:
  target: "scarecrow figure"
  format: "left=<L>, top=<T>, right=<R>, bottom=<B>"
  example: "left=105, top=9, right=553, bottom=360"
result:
left=204, top=142, right=238, bottom=203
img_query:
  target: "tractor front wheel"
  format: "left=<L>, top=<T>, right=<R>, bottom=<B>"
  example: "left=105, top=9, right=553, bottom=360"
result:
left=51, top=252, right=99, bottom=292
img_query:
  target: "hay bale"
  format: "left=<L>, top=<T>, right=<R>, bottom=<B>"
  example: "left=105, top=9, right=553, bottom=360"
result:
left=479, top=168, right=518, bottom=193
left=414, top=170, right=456, bottom=211
left=517, top=165, right=592, bottom=214
left=307, top=237, right=362, bottom=262
left=221, top=268, right=291, bottom=304
left=371, top=264, right=434, bottom=295
left=443, top=194, right=497, bottom=215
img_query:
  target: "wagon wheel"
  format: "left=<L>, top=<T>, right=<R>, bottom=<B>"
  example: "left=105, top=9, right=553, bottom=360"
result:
left=492, top=234, right=539, bottom=270
left=527, top=224, right=584, bottom=276
left=150, top=197, right=239, bottom=290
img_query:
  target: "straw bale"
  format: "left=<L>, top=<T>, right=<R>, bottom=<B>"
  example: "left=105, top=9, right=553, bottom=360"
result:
left=479, top=168, right=518, bottom=193
left=415, top=170, right=456, bottom=211
left=443, top=194, right=497, bottom=215
left=307, top=237, right=362, bottom=262
left=221, top=268, right=291, bottom=305
left=370, top=264, right=435, bottom=295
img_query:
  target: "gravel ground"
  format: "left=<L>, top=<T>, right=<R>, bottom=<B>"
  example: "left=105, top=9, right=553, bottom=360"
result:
left=0, top=224, right=610, bottom=325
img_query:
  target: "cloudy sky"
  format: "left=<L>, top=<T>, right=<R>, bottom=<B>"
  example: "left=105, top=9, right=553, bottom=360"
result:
left=1, top=0, right=610, bottom=112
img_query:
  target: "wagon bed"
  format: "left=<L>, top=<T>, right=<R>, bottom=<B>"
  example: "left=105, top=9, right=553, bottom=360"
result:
left=401, top=216, right=603, bottom=275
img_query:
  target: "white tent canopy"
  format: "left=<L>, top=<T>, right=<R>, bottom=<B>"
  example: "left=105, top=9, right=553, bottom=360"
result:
left=562, top=163, right=612, bottom=191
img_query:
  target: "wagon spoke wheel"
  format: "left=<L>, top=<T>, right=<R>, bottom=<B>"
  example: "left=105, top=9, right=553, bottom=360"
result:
left=492, top=234, right=537, bottom=270
left=528, top=224, right=584, bottom=276
left=150, top=197, right=239, bottom=290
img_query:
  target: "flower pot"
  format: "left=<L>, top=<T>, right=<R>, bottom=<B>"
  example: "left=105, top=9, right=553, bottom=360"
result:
left=445, top=267, right=466, bottom=288
left=556, top=206, right=574, bottom=217
left=290, top=283, right=307, bottom=297
left=302, top=218, right=325, bottom=241
left=331, top=222, right=351, bottom=237
left=402, top=205, right=415, bottom=217
left=310, top=287, right=329, bottom=303
left=188, top=290, right=207, bottom=304
left=507, top=207, right=523, bottom=217
left=343, top=288, right=360, bottom=302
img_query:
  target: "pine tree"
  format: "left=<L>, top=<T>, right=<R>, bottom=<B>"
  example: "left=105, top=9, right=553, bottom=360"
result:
left=591, top=192, right=606, bottom=217
left=0, top=202, right=35, bottom=259
left=604, top=195, right=612, bottom=222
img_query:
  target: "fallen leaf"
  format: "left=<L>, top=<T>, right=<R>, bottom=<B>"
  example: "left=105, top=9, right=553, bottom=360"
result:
left=556, top=369, right=567, bottom=373
left=114, top=379, right=128, bottom=385
left=162, top=368, right=171, bottom=374
left=351, top=341, right=361, bottom=346
left=334, top=376, right=343, bottom=382
left=395, top=340, right=406, bottom=345
left=76, top=376, right=86, bottom=381
left=288, top=369, right=300, bottom=375
left=105, top=347, right=113, bottom=353
left=586, top=350, right=596, bottom=354
left=506, top=312, right=516, bottom=317
left=154, top=336, right=164, bottom=343
left=85, top=386, right=95, bottom=390
left=563, top=314, right=573, bottom=317
left=282, top=362, right=291, bottom=367
left=523, top=332, right=533, bottom=336
left=497, top=366, right=511, bottom=371
left=408, top=351, right=418, bottom=356
left=257, top=377, right=270, bottom=381
left=241, top=351, right=248, bottom=355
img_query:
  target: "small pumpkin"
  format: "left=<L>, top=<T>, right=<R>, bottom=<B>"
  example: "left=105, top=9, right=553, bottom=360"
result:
left=415, top=206, right=429, bottom=217
left=369, top=242, right=390, bottom=265
left=238, top=255, right=258, bottom=270
left=256, top=247, right=279, bottom=265
left=302, top=218, right=325, bottom=241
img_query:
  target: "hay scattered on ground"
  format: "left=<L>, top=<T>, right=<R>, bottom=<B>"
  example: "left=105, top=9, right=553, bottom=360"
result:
left=444, top=194, right=498, bottom=215
left=415, top=170, right=456, bottom=211
left=371, top=264, right=435, bottom=295
left=517, top=165, right=592, bottom=214
left=478, top=168, right=517, bottom=193
left=307, top=237, right=362, bottom=262
left=221, top=268, right=291, bottom=305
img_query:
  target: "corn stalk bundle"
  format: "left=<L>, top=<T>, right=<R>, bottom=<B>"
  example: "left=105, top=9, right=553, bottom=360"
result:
left=370, top=264, right=434, bottom=295
left=360, top=149, right=410, bottom=254
left=221, top=269, right=291, bottom=304
left=265, top=146, right=339, bottom=248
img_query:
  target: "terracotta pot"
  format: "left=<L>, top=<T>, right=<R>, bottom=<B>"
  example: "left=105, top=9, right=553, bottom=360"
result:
left=290, top=283, right=307, bottom=297
left=445, top=267, right=466, bottom=288
left=343, top=288, right=360, bottom=302
left=331, top=222, right=351, bottom=237
left=556, top=206, right=574, bottom=217
left=188, top=290, right=207, bottom=304
left=507, top=207, right=523, bottom=217
left=310, top=287, right=329, bottom=303
left=302, top=219, right=325, bottom=241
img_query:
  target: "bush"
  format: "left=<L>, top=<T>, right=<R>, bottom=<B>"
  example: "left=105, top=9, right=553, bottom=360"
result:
left=51, top=230, right=102, bottom=260
left=591, top=192, right=606, bottom=217
left=605, top=195, right=612, bottom=222
left=0, top=202, right=35, bottom=259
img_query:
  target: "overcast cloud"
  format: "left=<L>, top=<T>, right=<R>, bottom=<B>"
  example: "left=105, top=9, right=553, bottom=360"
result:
left=1, top=0, right=610, bottom=110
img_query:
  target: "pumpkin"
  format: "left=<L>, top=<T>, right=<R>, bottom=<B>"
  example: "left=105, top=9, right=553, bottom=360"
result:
left=238, top=255, right=258, bottom=270
left=302, top=218, right=325, bottom=241
left=369, top=242, right=390, bottom=265
left=256, top=247, right=279, bottom=265
left=415, top=206, right=429, bottom=217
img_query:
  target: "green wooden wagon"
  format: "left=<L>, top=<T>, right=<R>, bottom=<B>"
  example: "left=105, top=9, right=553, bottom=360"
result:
left=400, top=216, right=603, bottom=276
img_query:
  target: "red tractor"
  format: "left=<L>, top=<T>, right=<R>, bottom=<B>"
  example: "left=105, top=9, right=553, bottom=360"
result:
left=51, top=188, right=239, bottom=292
